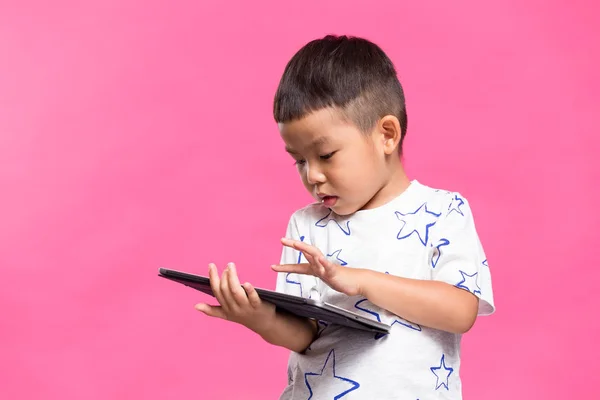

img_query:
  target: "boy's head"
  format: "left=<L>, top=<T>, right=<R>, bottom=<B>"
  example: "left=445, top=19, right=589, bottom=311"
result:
left=274, top=35, right=410, bottom=215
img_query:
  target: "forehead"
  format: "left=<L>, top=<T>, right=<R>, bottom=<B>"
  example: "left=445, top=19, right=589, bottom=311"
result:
left=279, top=108, right=358, bottom=151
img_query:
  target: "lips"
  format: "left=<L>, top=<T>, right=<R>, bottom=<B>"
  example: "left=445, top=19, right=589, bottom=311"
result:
left=317, top=193, right=338, bottom=207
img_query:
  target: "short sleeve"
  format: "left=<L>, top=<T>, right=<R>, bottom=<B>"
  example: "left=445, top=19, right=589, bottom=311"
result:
left=275, top=210, right=319, bottom=299
left=429, top=193, right=495, bottom=316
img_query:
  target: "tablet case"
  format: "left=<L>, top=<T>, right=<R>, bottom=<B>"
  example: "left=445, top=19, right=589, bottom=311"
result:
left=158, top=268, right=391, bottom=334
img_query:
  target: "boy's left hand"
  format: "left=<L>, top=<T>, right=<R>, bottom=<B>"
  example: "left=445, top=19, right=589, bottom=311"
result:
left=271, top=238, right=363, bottom=296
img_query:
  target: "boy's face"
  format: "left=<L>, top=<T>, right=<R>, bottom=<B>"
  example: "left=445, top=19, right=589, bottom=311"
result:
left=279, top=108, right=398, bottom=216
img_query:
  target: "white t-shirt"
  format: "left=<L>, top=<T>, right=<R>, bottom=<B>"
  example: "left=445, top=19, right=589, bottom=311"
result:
left=275, top=180, right=495, bottom=399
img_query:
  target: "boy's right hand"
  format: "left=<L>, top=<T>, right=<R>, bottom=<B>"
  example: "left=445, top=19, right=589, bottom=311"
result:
left=194, top=263, right=276, bottom=335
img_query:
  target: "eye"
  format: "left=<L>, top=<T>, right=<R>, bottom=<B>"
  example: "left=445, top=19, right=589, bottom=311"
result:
left=320, top=151, right=336, bottom=160
left=293, top=159, right=306, bottom=166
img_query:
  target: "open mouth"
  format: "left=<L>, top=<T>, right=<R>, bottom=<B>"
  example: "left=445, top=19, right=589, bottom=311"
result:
left=320, top=195, right=338, bottom=207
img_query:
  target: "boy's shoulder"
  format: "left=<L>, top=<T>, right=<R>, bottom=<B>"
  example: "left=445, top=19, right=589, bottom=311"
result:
left=414, top=181, right=466, bottom=204
left=407, top=181, right=475, bottom=220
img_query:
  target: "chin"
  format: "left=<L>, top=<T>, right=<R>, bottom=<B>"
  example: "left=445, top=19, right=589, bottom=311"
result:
left=330, top=204, right=359, bottom=216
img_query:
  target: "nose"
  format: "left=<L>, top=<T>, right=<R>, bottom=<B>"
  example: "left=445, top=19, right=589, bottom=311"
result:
left=305, top=163, right=326, bottom=185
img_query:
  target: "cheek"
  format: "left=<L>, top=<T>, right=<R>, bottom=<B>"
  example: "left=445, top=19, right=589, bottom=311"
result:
left=298, top=167, right=310, bottom=186
left=343, top=150, right=378, bottom=176
left=343, top=155, right=383, bottom=187
left=301, top=176, right=310, bottom=188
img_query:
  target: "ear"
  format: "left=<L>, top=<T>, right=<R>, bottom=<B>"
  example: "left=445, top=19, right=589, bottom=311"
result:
left=376, top=115, right=401, bottom=155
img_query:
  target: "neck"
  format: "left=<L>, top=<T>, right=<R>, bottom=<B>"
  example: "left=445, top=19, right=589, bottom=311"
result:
left=361, top=161, right=411, bottom=210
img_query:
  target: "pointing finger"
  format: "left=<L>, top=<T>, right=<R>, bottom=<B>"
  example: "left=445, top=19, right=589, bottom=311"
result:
left=271, top=263, right=313, bottom=275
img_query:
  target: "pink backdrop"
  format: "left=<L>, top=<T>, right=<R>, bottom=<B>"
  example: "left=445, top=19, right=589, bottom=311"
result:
left=1, top=1, right=598, bottom=398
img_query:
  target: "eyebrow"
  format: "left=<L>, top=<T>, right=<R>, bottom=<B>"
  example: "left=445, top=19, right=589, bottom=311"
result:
left=285, top=136, right=331, bottom=154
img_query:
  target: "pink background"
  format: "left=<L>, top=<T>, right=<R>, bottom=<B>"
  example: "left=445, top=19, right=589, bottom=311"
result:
left=1, top=0, right=598, bottom=398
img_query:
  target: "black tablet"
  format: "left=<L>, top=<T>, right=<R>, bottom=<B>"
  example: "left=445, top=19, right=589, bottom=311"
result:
left=158, top=268, right=391, bottom=334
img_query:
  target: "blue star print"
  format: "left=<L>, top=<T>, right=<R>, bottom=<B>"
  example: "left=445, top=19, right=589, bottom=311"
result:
left=297, top=235, right=306, bottom=263
left=317, top=319, right=329, bottom=330
left=447, top=194, right=465, bottom=217
left=326, top=249, right=347, bottom=266
left=285, top=273, right=304, bottom=297
left=354, top=298, right=421, bottom=340
left=430, top=354, right=453, bottom=390
left=395, top=203, right=441, bottom=246
left=456, top=270, right=481, bottom=295
left=305, top=349, right=360, bottom=399
left=431, top=238, right=450, bottom=268
left=315, top=210, right=351, bottom=236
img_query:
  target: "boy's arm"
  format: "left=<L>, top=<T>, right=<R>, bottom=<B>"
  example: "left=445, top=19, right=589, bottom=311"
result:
left=358, top=270, right=478, bottom=334
left=259, top=311, right=318, bottom=353
left=195, top=263, right=317, bottom=353
left=273, top=194, right=494, bottom=335
left=273, top=238, right=480, bottom=334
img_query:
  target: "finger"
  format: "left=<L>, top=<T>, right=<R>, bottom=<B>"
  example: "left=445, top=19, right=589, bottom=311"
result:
left=280, top=238, right=324, bottom=276
left=281, top=238, right=323, bottom=260
left=317, top=255, right=333, bottom=276
left=303, top=252, right=317, bottom=265
left=242, top=282, right=262, bottom=308
left=208, top=263, right=225, bottom=304
left=219, top=264, right=236, bottom=311
left=227, top=263, right=248, bottom=308
left=271, top=263, right=313, bottom=275
left=195, top=303, right=227, bottom=319
left=304, top=256, right=325, bottom=278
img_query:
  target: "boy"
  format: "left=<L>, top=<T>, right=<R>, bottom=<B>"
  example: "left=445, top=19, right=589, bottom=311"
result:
left=195, top=35, right=494, bottom=399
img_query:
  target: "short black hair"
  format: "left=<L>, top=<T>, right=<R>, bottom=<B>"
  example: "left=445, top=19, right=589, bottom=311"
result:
left=273, top=35, right=408, bottom=154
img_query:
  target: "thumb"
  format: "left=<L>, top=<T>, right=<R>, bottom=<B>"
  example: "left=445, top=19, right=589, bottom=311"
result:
left=318, top=255, right=336, bottom=274
left=195, top=303, right=226, bottom=319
